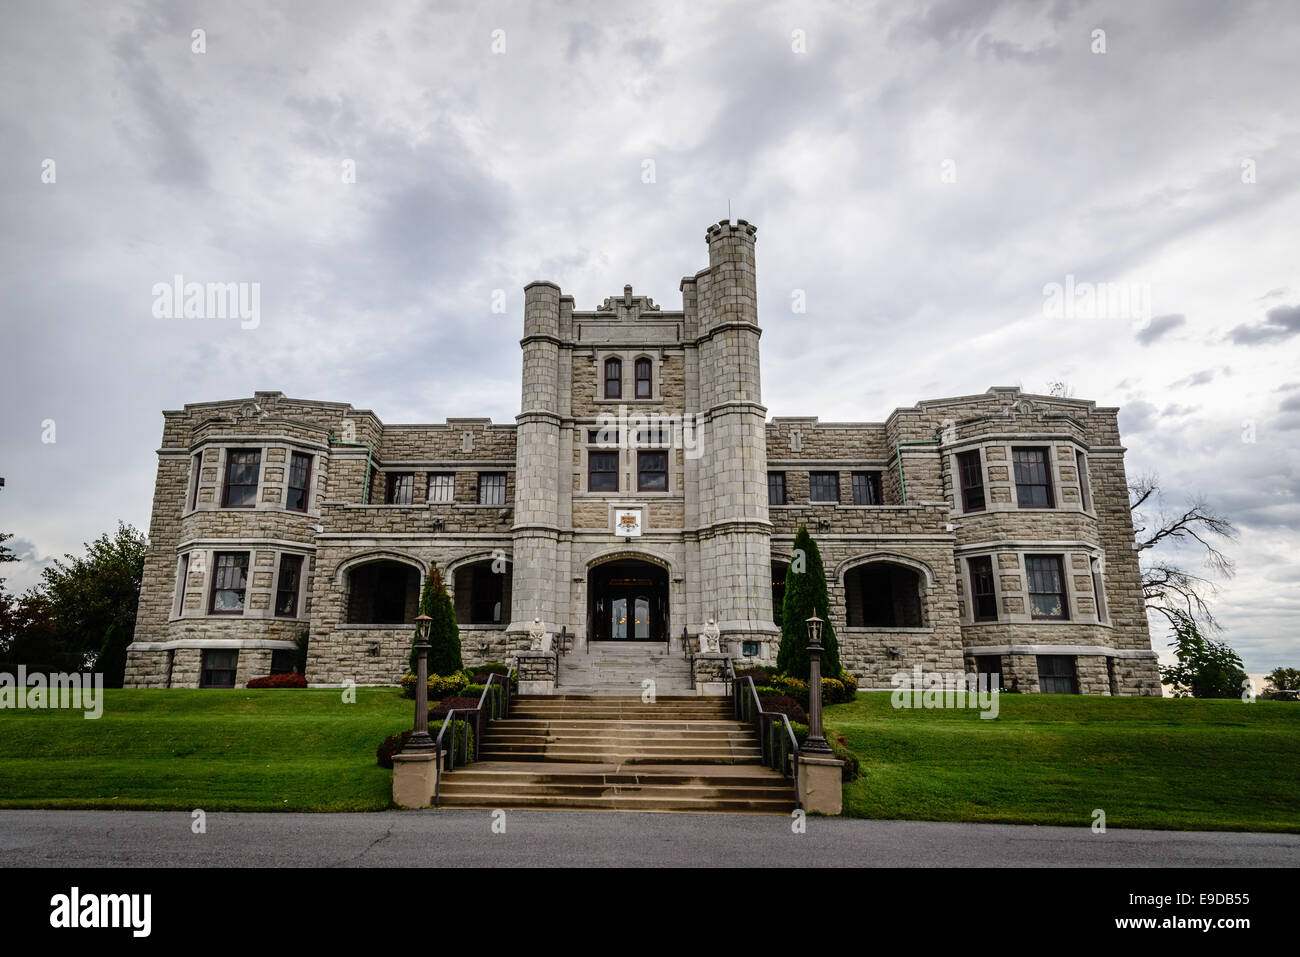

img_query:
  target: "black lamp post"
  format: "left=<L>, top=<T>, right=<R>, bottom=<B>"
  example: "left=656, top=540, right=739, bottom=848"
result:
left=803, top=612, right=832, bottom=754
left=405, top=613, right=435, bottom=752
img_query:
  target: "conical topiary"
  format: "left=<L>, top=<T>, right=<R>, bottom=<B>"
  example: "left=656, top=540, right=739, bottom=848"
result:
left=409, top=564, right=462, bottom=676
left=776, top=524, right=842, bottom=680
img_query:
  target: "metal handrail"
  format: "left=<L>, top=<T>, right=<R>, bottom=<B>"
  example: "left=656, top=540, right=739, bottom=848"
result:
left=433, top=664, right=515, bottom=807
left=733, top=674, right=800, bottom=809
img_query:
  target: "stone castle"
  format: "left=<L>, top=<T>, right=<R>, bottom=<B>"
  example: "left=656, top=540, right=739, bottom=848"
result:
left=124, top=219, right=1162, bottom=695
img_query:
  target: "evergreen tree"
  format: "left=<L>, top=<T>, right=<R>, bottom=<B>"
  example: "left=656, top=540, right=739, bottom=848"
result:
left=776, top=524, right=842, bottom=680
left=409, top=565, right=462, bottom=676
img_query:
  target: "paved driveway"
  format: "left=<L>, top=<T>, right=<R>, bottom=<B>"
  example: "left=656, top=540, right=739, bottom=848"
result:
left=2, top=809, right=1297, bottom=867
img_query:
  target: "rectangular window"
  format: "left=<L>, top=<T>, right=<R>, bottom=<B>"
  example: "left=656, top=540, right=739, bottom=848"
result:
left=809, top=471, right=839, bottom=503
left=768, top=472, right=787, bottom=506
left=974, top=655, right=1003, bottom=690
left=275, top=554, right=304, bottom=618
left=200, top=650, right=239, bottom=688
left=957, top=450, right=985, bottom=512
left=852, top=471, right=883, bottom=505
left=968, top=556, right=998, bottom=622
left=1091, top=557, right=1108, bottom=623
left=1075, top=450, right=1091, bottom=511
left=635, top=358, right=652, bottom=399
left=588, top=451, right=619, bottom=491
left=478, top=472, right=507, bottom=505
left=270, top=649, right=297, bottom=675
left=209, top=552, right=249, bottom=614
left=427, top=472, right=455, bottom=503
left=1013, top=447, right=1054, bottom=508
left=1037, top=655, right=1079, bottom=694
left=637, top=451, right=668, bottom=492
left=1026, top=555, right=1069, bottom=620
left=287, top=452, right=312, bottom=512
left=188, top=454, right=202, bottom=511
left=222, top=449, right=261, bottom=508
left=174, top=553, right=190, bottom=617
left=385, top=472, right=414, bottom=505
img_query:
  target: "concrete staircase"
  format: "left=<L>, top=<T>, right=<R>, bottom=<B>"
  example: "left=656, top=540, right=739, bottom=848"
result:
left=437, top=695, right=795, bottom=813
left=556, top=640, right=693, bottom=695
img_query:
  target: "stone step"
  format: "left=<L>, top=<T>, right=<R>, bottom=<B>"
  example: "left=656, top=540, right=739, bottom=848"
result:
left=440, top=764, right=788, bottom=787
left=484, top=727, right=752, bottom=741
left=436, top=792, right=793, bottom=813
left=481, top=737, right=760, bottom=753
left=477, top=749, right=762, bottom=764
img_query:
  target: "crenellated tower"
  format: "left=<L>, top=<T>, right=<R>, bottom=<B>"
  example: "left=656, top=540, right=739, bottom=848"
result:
left=685, top=219, right=779, bottom=653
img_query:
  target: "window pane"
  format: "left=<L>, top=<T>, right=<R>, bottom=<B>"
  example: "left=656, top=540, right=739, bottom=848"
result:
left=210, top=552, right=248, bottom=613
left=287, top=452, right=312, bottom=511
left=1026, top=555, right=1068, bottom=620
left=386, top=473, right=413, bottom=505
left=589, top=452, right=618, bottom=491
left=223, top=449, right=261, bottom=507
left=957, top=450, right=985, bottom=511
left=604, top=358, right=622, bottom=398
left=478, top=473, right=506, bottom=505
left=428, top=473, right=455, bottom=503
left=638, top=451, right=667, bottom=491
left=1013, top=448, right=1053, bottom=508
left=275, top=554, right=303, bottom=617
left=969, top=556, right=997, bottom=621
left=635, top=358, right=652, bottom=398
left=810, top=472, right=839, bottom=502
left=852, top=471, right=882, bottom=505
left=768, top=472, right=786, bottom=506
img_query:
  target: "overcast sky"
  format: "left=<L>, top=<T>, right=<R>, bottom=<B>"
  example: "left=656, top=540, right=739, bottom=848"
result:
left=1, top=0, right=1296, bottom=671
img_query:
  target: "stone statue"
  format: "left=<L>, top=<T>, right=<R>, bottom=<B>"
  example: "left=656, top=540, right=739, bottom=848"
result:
left=699, top=617, right=721, bottom=654
left=529, top=617, right=551, bottom=652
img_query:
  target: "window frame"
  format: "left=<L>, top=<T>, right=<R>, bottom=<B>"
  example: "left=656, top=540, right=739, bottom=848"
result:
left=634, top=357, right=653, bottom=399
left=603, top=357, right=622, bottom=399
left=286, top=451, right=312, bottom=512
left=956, top=449, right=986, bottom=512
left=967, top=555, right=998, bottom=622
left=851, top=471, right=883, bottom=506
left=385, top=472, right=414, bottom=505
left=427, top=472, right=455, bottom=503
left=174, top=553, right=190, bottom=617
left=1037, top=654, right=1079, bottom=694
left=588, top=450, right=619, bottom=492
left=221, top=448, right=261, bottom=509
left=270, top=649, right=297, bottom=675
left=768, top=471, right=787, bottom=506
left=809, top=471, right=840, bottom=503
left=1012, top=446, right=1055, bottom=509
left=637, top=450, right=668, bottom=492
left=1075, top=449, right=1091, bottom=511
left=188, top=454, right=202, bottom=511
left=208, top=551, right=250, bottom=616
left=1025, top=554, right=1070, bottom=621
left=274, top=553, right=304, bottom=619
left=477, top=472, right=507, bottom=505
left=200, top=650, right=239, bottom=689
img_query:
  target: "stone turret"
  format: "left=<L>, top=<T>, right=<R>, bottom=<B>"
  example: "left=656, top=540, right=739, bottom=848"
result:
left=510, top=281, right=565, bottom=648
left=689, top=219, right=779, bottom=655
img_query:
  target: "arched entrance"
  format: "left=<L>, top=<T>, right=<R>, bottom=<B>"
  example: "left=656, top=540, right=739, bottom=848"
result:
left=588, top=559, right=669, bottom=642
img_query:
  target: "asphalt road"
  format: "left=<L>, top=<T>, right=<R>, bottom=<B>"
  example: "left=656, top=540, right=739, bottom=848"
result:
left=1, top=809, right=1297, bottom=867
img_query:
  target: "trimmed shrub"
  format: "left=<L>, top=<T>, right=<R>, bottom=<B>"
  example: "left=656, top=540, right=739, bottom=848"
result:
left=246, top=673, right=308, bottom=689
left=399, top=671, right=470, bottom=701
left=754, top=685, right=782, bottom=697
left=737, top=668, right=771, bottom=685
left=376, top=730, right=411, bottom=769
left=462, top=683, right=486, bottom=699
left=759, top=695, right=808, bottom=726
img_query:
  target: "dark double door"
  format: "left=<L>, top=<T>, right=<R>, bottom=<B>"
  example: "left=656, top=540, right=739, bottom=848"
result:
left=589, top=560, right=669, bottom=642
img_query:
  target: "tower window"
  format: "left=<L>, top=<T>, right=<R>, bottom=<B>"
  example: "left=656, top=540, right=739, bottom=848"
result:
left=287, top=452, right=312, bottom=512
left=1013, top=447, right=1054, bottom=508
left=222, top=449, right=261, bottom=508
left=604, top=357, right=622, bottom=398
left=967, top=556, right=997, bottom=622
left=957, top=450, right=985, bottom=512
left=635, top=358, right=652, bottom=398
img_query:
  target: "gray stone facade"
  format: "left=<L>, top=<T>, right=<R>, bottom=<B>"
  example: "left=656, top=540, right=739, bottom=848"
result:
left=124, top=218, right=1161, bottom=695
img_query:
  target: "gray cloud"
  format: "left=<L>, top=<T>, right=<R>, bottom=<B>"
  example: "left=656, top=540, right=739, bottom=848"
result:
left=1137, top=313, right=1186, bottom=345
left=1229, top=304, right=1300, bottom=344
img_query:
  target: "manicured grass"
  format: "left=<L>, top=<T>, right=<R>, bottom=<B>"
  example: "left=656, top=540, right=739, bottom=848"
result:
left=0, top=688, right=413, bottom=811
left=823, top=692, right=1300, bottom=832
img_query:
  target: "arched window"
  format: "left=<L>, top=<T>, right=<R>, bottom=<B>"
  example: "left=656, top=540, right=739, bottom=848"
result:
left=635, top=358, right=652, bottom=398
left=604, top=357, right=622, bottom=398
left=345, top=560, right=420, bottom=624
left=844, top=561, right=925, bottom=628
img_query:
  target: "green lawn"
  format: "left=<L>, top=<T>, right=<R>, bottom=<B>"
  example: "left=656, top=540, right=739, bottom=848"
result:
left=0, top=688, right=412, bottom=811
left=823, top=692, right=1300, bottom=832
left=2, top=689, right=1297, bottom=829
